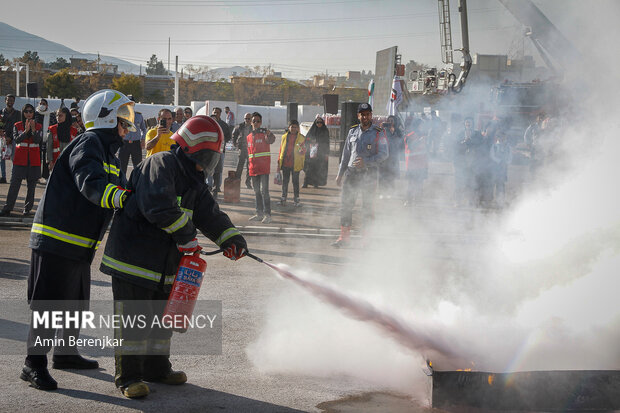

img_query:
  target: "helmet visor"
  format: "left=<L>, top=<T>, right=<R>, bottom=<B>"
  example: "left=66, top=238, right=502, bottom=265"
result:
left=192, top=150, right=221, bottom=175
left=117, top=103, right=136, bottom=132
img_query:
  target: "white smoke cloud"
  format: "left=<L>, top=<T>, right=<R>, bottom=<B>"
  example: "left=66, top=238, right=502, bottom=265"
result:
left=246, top=0, right=620, bottom=400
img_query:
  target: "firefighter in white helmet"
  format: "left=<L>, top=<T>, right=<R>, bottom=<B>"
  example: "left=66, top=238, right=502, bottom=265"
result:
left=100, top=115, right=248, bottom=399
left=23, top=89, right=134, bottom=391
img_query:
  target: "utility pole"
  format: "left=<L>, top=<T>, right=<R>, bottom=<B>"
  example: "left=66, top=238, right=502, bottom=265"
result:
left=15, top=62, right=20, bottom=96
left=174, top=55, right=179, bottom=106
left=168, top=37, right=171, bottom=73
left=25, top=64, right=30, bottom=98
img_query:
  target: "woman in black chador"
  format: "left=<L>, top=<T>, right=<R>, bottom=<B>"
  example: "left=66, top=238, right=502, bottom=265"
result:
left=303, top=117, right=330, bottom=188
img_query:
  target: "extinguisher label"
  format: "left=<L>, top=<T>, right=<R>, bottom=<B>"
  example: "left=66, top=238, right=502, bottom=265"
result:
left=177, top=266, right=202, bottom=287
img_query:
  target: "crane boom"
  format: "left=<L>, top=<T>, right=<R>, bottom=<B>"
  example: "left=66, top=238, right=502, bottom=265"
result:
left=497, top=0, right=580, bottom=70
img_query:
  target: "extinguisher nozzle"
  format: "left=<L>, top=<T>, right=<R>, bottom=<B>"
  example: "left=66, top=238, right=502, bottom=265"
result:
left=246, top=252, right=263, bottom=263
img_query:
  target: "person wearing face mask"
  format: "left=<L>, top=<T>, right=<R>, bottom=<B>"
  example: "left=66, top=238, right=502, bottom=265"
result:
left=0, top=104, right=43, bottom=216
left=21, top=90, right=134, bottom=392
left=46, top=107, right=78, bottom=171
left=35, top=99, right=57, bottom=181
left=70, top=108, right=85, bottom=134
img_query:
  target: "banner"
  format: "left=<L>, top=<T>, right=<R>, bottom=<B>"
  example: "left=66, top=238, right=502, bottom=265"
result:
left=368, top=79, right=375, bottom=107
left=386, top=76, right=403, bottom=116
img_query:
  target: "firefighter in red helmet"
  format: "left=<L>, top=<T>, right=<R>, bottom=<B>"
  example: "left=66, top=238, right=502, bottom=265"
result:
left=100, top=115, right=248, bottom=399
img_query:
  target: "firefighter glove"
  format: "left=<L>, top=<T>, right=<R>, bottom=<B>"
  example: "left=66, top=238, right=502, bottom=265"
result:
left=221, top=235, right=248, bottom=261
left=177, top=238, right=202, bottom=254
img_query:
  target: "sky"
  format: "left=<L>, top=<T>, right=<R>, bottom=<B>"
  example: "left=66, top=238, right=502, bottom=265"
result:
left=0, top=0, right=610, bottom=79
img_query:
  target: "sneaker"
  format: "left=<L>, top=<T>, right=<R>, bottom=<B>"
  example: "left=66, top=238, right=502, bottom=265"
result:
left=261, top=215, right=272, bottom=224
left=294, top=200, right=301, bottom=207
left=331, top=238, right=349, bottom=248
left=0, top=210, right=12, bottom=217
left=23, top=210, right=33, bottom=217
left=248, top=214, right=263, bottom=222
left=0, top=177, right=6, bottom=184
left=120, top=381, right=150, bottom=398
left=278, top=198, right=286, bottom=206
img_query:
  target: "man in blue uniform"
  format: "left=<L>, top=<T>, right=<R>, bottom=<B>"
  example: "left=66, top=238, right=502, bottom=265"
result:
left=332, top=103, right=388, bottom=247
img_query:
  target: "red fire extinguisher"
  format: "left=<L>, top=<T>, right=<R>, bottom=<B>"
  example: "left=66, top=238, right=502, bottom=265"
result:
left=163, top=249, right=219, bottom=332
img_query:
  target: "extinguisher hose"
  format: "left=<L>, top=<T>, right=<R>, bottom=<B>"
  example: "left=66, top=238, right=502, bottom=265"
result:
left=200, top=248, right=223, bottom=256
left=200, top=248, right=263, bottom=263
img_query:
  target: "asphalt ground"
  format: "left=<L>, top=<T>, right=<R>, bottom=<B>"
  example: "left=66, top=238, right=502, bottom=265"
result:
left=0, top=135, right=530, bottom=412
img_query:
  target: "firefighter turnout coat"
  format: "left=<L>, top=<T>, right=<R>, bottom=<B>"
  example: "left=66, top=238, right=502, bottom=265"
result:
left=29, top=128, right=129, bottom=263
left=100, top=146, right=241, bottom=290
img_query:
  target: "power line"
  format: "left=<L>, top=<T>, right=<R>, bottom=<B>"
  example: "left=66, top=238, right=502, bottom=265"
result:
left=136, top=8, right=502, bottom=26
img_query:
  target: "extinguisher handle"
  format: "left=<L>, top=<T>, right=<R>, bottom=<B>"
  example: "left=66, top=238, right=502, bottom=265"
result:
left=200, top=248, right=223, bottom=256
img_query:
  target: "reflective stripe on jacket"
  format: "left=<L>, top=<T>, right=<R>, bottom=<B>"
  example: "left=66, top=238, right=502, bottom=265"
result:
left=100, top=148, right=239, bottom=291
left=29, top=128, right=127, bottom=263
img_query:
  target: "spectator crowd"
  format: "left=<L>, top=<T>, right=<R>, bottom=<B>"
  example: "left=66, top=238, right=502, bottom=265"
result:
left=1, top=94, right=559, bottom=220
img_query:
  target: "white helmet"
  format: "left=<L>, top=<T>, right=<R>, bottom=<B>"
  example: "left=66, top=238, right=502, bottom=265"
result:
left=82, top=89, right=136, bottom=132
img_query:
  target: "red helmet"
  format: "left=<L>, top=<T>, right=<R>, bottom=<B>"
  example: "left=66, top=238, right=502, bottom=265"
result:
left=172, top=115, right=223, bottom=173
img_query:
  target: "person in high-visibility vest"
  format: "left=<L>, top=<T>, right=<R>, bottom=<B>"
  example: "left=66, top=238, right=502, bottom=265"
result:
left=246, top=112, right=276, bottom=223
left=46, top=107, right=78, bottom=171
left=0, top=103, right=42, bottom=216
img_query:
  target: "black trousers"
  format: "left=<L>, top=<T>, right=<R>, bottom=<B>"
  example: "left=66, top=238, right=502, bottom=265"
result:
left=118, top=140, right=143, bottom=175
left=25, top=250, right=90, bottom=367
left=112, top=276, right=172, bottom=388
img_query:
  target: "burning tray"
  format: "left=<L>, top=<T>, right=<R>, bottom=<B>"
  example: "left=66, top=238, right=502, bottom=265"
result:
left=430, top=368, right=620, bottom=411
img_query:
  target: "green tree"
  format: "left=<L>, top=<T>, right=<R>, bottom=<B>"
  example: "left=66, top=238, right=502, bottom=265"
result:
left=0, top=54, right=8, bottom=65
left=44, top=69, right=78, bottom=98
left=20, top=50, right=41, bottom=65
left=46, top=57, right=70, bottom=70
left=146, top=54, right=167, bottom=75
left=111, top=74, right=143, bottom=100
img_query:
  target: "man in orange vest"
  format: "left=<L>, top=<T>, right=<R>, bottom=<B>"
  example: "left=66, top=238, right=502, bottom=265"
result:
left=246, top=112, right=275, bottom=224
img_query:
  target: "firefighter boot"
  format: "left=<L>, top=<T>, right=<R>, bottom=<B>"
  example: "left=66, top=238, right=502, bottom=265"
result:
left=121, top=381, right=150, bottom=398
left=331, top=226, right=350, bottom=248
left=145, top=370, right=187, bottom=385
